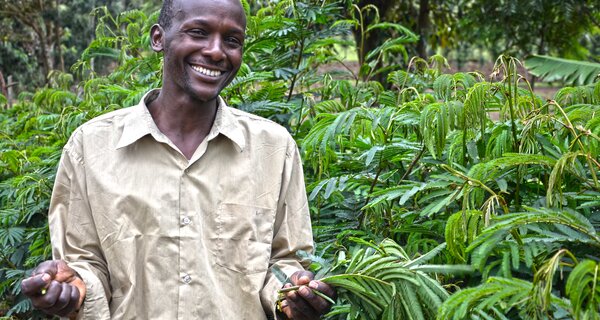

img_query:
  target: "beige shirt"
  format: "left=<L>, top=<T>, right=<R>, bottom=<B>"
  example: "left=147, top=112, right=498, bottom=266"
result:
left=49, top=90, right=314, bottom=319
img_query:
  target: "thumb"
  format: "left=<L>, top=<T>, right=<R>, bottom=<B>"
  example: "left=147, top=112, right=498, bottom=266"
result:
left=290, top=270, right=314, bottom=286
left=33, top=260, right=60, bottom=280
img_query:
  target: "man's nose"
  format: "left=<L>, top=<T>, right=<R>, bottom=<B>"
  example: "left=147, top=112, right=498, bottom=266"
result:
left=202, top=37, right=226, bottom=62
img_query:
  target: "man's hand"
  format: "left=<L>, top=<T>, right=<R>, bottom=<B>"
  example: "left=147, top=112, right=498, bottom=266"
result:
left=20, top=260, right=86, bottom=317
left=279, top=271, right=336, bottom=320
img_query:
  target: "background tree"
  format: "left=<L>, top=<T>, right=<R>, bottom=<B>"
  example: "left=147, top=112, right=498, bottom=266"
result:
left=344, top=0, right=600, bottom=75
left=0, top=0, right=159, bottom=93
left=461, top=0, right=600, bottom=60
left=0, top=0, right=64, bottom=88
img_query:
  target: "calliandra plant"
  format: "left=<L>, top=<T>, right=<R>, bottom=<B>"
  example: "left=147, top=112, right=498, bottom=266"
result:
left=300, top=49, right=600, bottom=318
left=277, top=238, right=471, bottom=320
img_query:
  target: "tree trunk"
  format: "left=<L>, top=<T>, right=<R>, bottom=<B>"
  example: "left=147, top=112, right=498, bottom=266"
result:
left=416, top=0, right=430, bottom=59
left=0, top=71, right=7, bottom=108
left=55, top=0, right=65, bottom=72
left=5, top=2, right=56, bottom=83
left=37, top=26, right=53, bottom=82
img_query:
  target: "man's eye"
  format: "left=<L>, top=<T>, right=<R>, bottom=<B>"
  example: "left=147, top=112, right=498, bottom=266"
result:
left=226, top=37, right=243, bottom=47
left=188, top=29, right=207, bottom=37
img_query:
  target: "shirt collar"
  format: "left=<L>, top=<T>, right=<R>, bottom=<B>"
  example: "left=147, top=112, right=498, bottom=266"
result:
left=116, top=89, right=246, bottom=152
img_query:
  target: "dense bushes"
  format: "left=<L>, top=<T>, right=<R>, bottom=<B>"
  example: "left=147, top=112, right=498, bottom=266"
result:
left=1, top=1, right=599, bottom=319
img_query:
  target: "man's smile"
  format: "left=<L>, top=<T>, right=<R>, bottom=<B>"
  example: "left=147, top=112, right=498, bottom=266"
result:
left=190, top=64, right=223, bottom=78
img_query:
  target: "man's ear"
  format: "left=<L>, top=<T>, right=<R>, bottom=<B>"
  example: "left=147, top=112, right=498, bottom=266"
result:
left=150, top=24, right=164, bottom=52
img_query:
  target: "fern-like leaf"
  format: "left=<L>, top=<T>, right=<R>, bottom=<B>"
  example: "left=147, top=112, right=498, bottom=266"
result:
left=525, top=55, right=600, bottom=86
left=566, top=259, right=600, bottom=319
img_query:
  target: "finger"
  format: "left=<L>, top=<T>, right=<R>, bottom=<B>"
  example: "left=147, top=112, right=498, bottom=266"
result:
left=309, top=280, right=336, bottom=300
left=33, top=280, right=62, bottom=309
left=297, top=284, right=331, bottom=313
left=304, top=281, right=338, bottom=314
left=32, top=261, right=59, bottom=278
left=48, top=282, right=79, bottom=317
left=72, top=286, right=80, bottom=307
left=290, top=271, right=314, bottom=286
left=45, top=283, right=71, bottom=314
left=286, top=286, right=319, bottom=319
left=21, top=273, right=52, bottom=297
left=59, top=284, right=81, bottom=316
left=286, top=298, right=319, bottom=319
left=280, top=299, right=293, bottom=319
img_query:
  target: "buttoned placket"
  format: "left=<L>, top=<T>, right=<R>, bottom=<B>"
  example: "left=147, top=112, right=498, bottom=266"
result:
left=172, top=118, right=223, bottom=319
left=176, top=136, right=214, bottom=320
left=177, top=158, right=195, bottom=320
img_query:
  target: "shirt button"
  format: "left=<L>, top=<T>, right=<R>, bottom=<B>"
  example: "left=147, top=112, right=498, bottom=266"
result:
left=181, top=216, right=191, bottom=226
left=182, top=274, right=192, bottom=284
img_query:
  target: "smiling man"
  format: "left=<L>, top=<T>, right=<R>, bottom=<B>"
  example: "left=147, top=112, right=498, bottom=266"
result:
left=19, top=0, right=335, bottom=319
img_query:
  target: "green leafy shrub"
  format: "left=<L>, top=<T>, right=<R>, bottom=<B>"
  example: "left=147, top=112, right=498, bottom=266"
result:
left=0, top=7, right=160, bottom=318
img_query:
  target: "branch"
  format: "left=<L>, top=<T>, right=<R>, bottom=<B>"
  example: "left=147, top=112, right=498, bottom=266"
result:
left=400, top=144, right=426, bottom=181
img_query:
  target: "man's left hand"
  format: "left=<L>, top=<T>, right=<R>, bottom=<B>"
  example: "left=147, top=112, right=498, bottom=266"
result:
left=279, top=271, right=336, bottom=320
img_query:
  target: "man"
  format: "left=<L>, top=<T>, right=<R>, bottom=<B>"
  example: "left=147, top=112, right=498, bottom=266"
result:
left=20, top=0, right=335, bottom=318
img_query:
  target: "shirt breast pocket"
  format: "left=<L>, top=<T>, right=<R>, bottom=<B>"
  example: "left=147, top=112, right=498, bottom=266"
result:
left=214, top=203, right=275, bottom=274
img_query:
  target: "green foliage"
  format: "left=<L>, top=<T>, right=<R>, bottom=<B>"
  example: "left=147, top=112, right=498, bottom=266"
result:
left=301, top=49, right=599, bottom=318
left=0, top=6, right=161, bottom=318
left=566, top=260, right=600, bottom=320
left=525, top=55, right=600, bottom=86
left=326, top=239, right=448, bottom=319
left=459, top=0, right=600, bottom=60
left=445, top=210, right=485, bottom=263
left=438, top=276, right=571, bottom=319
left=288, top=239, right=470, bottom=319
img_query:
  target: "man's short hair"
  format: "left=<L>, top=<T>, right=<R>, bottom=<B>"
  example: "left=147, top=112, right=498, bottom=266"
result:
left=157, top=0, right=245, bottom=31
left=158, top=0, right=174, bottom=30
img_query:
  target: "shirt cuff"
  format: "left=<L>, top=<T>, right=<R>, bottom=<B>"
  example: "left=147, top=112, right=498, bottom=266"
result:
left=262, top=264, right=301, bottom=319
left=69, top=267, right=111, bottom=320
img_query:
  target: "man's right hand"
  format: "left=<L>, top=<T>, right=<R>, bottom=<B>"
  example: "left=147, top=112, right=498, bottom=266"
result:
left=20, top=260, right=86, bottom=317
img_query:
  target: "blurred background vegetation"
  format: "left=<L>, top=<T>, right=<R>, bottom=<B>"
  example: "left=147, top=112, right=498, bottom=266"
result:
left=1, top=0, right=599, bottom=97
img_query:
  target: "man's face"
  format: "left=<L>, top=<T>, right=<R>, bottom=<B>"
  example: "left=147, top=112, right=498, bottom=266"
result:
left=153, top=0, right=246, bottom=103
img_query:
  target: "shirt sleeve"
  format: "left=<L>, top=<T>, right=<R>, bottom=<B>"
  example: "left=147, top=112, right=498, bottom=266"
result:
left=260, top=136, right=314, bottom=318
left=49, top=133, right=111, bottom=320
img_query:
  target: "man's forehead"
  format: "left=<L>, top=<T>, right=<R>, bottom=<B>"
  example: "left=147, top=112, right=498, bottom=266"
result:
left=172, top=0, right=244, bottom=12
left=171, top=0, right=246, bottom=25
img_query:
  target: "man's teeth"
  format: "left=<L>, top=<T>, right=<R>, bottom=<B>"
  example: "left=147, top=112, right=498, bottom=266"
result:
left=191, top=65, right=222, bottom=77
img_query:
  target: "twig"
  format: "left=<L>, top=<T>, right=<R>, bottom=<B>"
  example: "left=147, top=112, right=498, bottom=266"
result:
left=278, top=286, right=336, bottom=305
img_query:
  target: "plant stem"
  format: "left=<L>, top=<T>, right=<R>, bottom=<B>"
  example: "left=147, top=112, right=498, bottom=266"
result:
left=286, top=37, right=306, bottom=103
left=363, top=162, right=384, bottom=209
left=278, top=286, right=336, bottom=305
left=294, top=97, right=305, bottom=136
left=400, top=145, right=426, bottom=181
left=550, top=100, right=599, bottom=187
left=462, top=115, right=467, bottom=167
left=502, top=56, right=521, bottom=209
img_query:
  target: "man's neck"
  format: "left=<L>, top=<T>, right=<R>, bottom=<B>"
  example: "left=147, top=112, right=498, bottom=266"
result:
left=147, top=90, right=219, bottom=160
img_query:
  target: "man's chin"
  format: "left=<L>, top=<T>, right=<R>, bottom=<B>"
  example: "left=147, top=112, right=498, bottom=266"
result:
left=187, top=90, right=221, bottom=104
